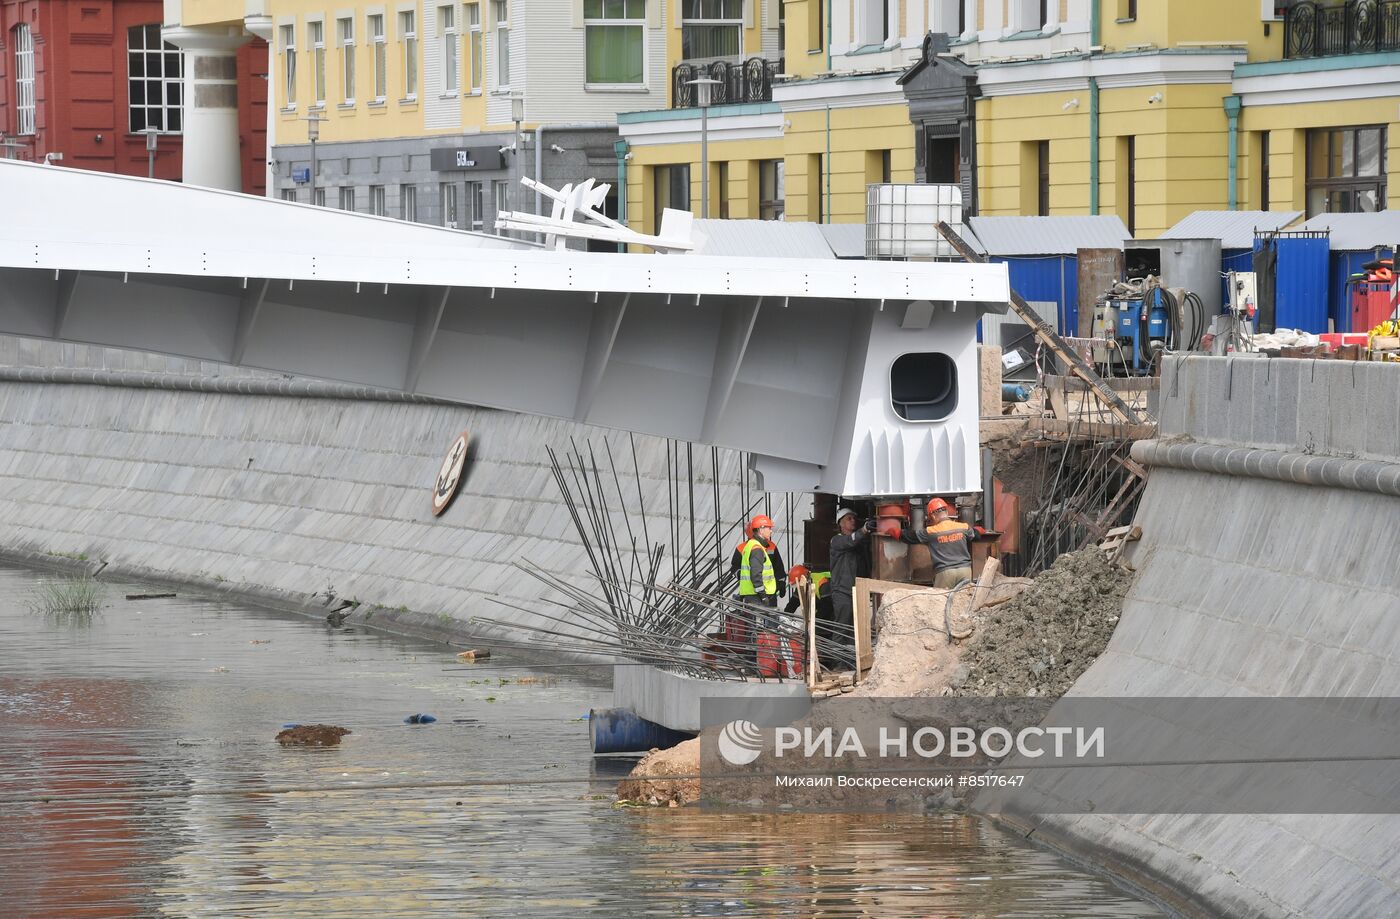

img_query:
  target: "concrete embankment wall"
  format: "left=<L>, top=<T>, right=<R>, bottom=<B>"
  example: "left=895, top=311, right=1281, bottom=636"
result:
left=1018, top=355, right=1400, bottom=919
left=0, top=336, right=807, bottom=648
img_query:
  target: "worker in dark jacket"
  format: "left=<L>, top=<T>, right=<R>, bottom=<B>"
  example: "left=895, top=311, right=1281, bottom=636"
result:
left=828, top=507, right=876, bottom=668
left=903, top=497, right=975, bottom=588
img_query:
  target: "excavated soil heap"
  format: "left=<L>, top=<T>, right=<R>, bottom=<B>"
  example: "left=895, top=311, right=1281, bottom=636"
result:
left=276, top=724, right=352, bottom=746
left=617, top=738, right=701, bottom=806
left=950, top=548, right=1130, bottom=699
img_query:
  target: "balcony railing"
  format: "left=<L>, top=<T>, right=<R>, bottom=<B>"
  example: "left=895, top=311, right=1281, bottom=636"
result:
left=1284, top=0, right=1400, bottom=58
left=671, top=57, right=783, bottom=109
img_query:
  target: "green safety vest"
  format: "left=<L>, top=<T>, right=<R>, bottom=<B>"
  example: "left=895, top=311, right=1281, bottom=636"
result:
left=810, top=570, right=831, bottom=599
left=738, top=537, right=777, bottom=596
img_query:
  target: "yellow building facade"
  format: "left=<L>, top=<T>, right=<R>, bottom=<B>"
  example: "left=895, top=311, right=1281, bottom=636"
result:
left=972, top=0, right=1400, bottom=233
left=618, top=0, right=947, bottom=234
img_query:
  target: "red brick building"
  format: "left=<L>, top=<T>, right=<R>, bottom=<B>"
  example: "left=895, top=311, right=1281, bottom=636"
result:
left=0, top=0, right=267, bottom=193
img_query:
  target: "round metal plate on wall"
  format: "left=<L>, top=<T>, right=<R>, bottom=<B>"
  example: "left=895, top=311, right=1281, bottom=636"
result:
left=431, top=431, right=470, bottom=517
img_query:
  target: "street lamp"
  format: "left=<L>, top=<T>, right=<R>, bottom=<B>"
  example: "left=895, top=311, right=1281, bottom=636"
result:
left=685, top=76, right=721, bottom=218
left=144, top=127, right=159, bottom=178
left=303, top=112, right=326, bottom=204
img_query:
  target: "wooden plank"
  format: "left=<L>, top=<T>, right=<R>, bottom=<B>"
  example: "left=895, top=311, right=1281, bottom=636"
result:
left=1033, top=417, right=1158, bottom=441
left=804, top=581, right=820, bottom=689
left=1047, top=374, right=1069, bottom=421
left=937, top=221, right=1142, bottom=426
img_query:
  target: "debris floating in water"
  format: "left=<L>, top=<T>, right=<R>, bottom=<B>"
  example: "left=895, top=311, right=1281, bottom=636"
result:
left=456, top=649, right=491, bottom=662
left=125, top=593, right=176, bottom=601
left=403, top=713, right=437, bottom=724
left=276, top=724, right=351, bottom=745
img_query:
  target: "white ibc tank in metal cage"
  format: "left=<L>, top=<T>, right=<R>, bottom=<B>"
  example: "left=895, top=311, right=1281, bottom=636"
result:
left=865, top=184, right=964, bottom=260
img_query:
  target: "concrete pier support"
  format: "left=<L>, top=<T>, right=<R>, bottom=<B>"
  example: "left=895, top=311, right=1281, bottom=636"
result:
left=163, top=24, right=250, bottom=191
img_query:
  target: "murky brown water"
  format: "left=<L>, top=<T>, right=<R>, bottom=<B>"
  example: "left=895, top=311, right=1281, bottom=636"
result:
left=0, top=564, right=1166, bottom=917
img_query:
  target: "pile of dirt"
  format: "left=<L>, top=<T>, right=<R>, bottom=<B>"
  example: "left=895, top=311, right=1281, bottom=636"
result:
left=617, top=738, right=701, bottom=806
left=276, top=724, right=351, bottom=746
left=950, top=548, right=1130, bottom=699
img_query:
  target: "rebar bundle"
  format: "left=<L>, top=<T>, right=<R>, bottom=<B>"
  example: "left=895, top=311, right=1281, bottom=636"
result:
left=471, top=436, right=830, bottom=681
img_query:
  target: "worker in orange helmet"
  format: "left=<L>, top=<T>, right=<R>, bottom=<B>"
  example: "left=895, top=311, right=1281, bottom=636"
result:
left=721, top=514, right=786, bottom=660
left=902, top=497, right=975, bottom=589
left=729, top=514, right=787, bottom=601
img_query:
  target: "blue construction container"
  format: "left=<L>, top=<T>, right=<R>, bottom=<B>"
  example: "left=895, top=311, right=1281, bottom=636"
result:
left=1296, top=212, right=1400, bottom=333
left=992, top=255, right=1080, bottom=334
left=1254, top=232, right=1330, bottom=333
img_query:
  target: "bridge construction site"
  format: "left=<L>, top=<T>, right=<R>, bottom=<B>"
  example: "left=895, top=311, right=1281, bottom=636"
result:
left=1, top=159, right=1397, bottom=919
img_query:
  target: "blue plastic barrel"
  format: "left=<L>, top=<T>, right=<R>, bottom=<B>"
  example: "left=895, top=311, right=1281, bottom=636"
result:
left=589, top=707, right=695, bottom=755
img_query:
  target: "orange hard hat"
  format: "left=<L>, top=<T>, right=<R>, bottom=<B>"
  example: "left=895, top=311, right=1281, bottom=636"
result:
left=749, top=514, right=774, bottom=530
left=788, top=564, right=809, bottom=584
left=926, top=497, right=952, bottom=515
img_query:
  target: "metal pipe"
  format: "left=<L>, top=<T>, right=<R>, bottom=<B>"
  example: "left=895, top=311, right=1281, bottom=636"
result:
left=1223, top=95, right=1242, bottom=211
left=535, top=125, right=543, bottom=215
left=701, top=104, right=709, bottom=218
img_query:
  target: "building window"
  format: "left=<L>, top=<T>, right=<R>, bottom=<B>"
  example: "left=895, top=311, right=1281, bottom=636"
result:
left=14, top=23, right=35, bottom=135
left=716, top=161, right=729, bottom=218
left=310, top=19, right=327, bottom=104
left=338, top=17, right=355, bottom=102
left=1260, top=132, right=1270, bottom=211
left=401, top=183, right=418, bottom=220
left=494, top=178, right=510, bottom=219
left=1117, top=0, right=1136, bottom=21
left=439, top=5, right=460, bottom=93
left=314, top=187, right=326, bottom=207
left=1307, top=125, right=1387, bottom=216
left=654, top=164, right=691, bottom=229
left=759, top=159, right=784, bottom=220
left=858, top=0, right=890, bottom=44
left=881, top=149, right=892, bottom=184
left=281, top=187, right=298, bottom=202
left=585, top=0, right=645, bottom=84
left=493, top=0, right=510, bottom=87
left=280, top=24, right=298, bottom=107
left=466, top=3, right=482, bottom=91
left=370, top=184, right=386, bottom=214
left=808, top=0, right=823, bottom=52
left=400, top=11, right=418, bottom=98
left=926, top=131, right=959, bottom=184
left=369, top=14, right=386, bottom=101
left=682, top=0, right=742, bottom=59
left=128, top=25, right=183, bottom=134
left=809, top=153, right=823, bottom=222
left=340, top=186, right=356, bottom=210
left=1037, top=140, right=1050, bottom=216
left=466, top=181, right=484, bottom=229
left=1126, top=135, right=1136, bottom=235
left=441, top=182, right=459, bottom=226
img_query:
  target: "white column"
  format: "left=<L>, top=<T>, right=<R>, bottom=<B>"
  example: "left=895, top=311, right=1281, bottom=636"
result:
left=163, top=24, right=251, bottom=191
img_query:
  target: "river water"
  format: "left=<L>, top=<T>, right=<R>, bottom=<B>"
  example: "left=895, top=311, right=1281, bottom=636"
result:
left=0, top=564, right=1165, bottom=917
